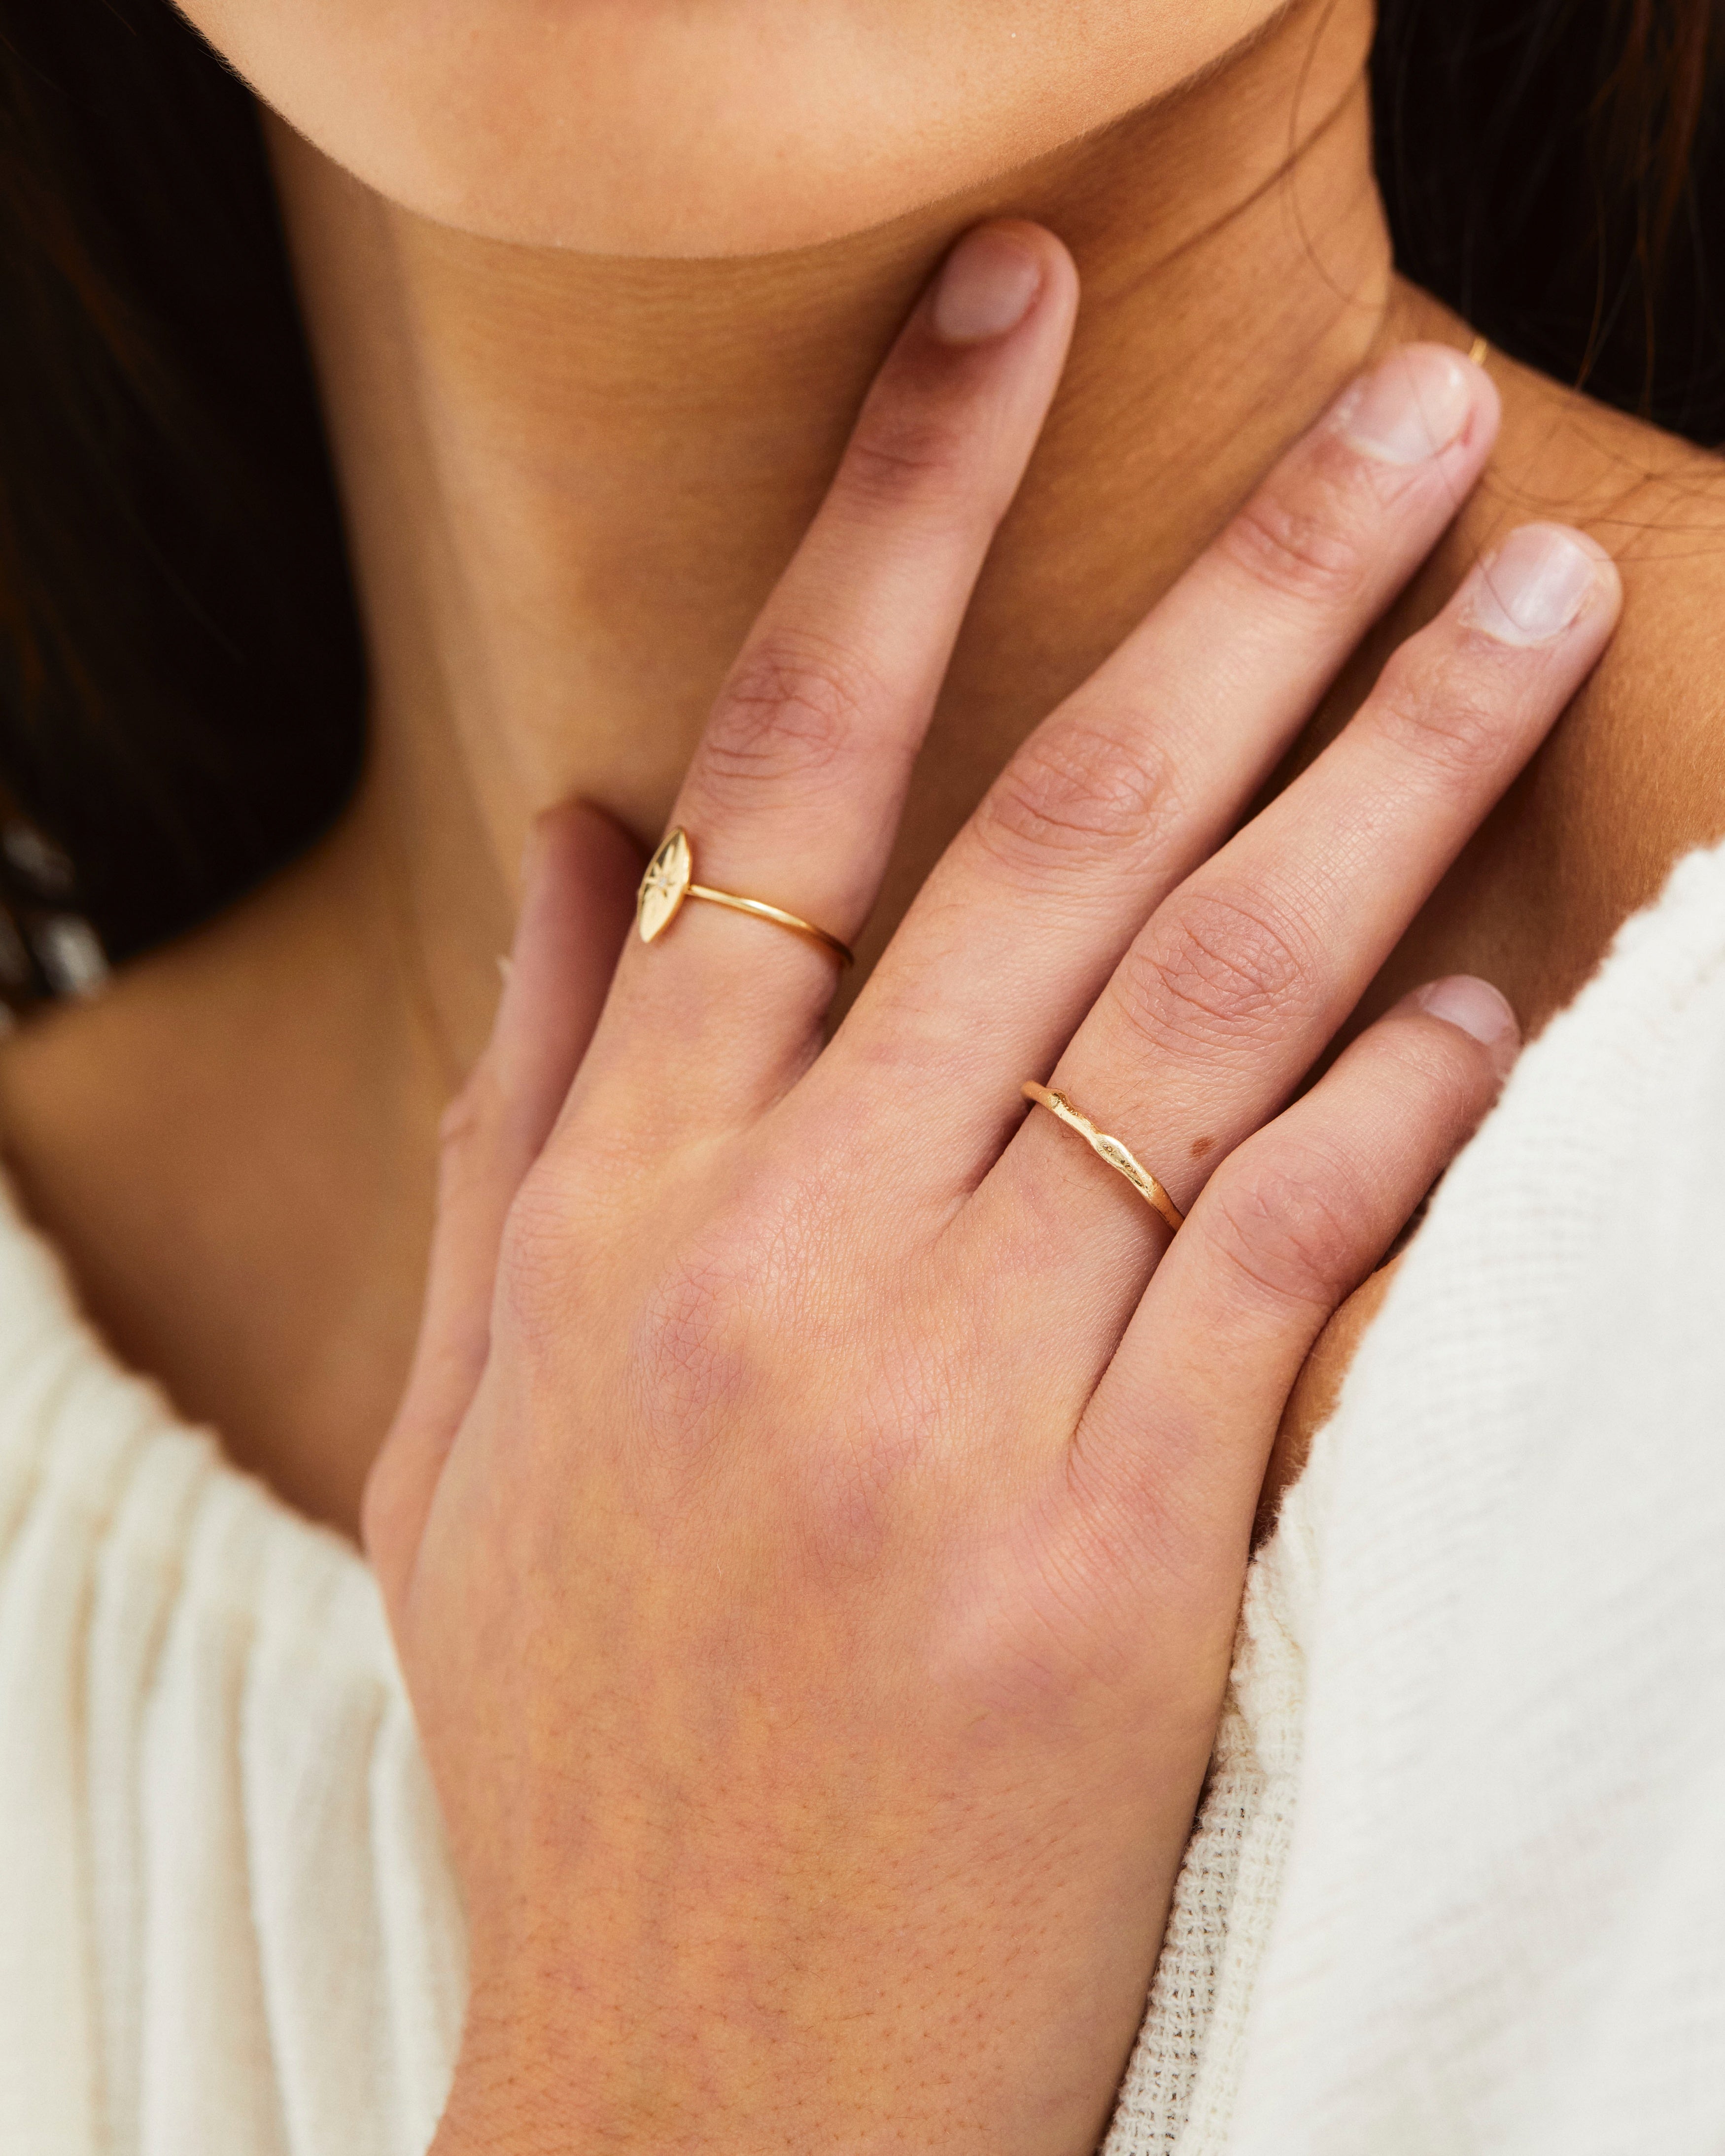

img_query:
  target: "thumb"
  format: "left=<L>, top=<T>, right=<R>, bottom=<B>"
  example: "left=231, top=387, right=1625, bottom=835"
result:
left=363, top=797, right=642, bottom=1603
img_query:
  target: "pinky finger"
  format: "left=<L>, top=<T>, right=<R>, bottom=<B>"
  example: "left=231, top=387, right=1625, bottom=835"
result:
left=1070, top=976, right=1520, bottom=1571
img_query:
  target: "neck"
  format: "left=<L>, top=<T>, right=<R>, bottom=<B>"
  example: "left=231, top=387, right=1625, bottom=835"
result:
left=0, top=0, right=1433, bottom=1534
left=270, top=0, right=1394, bottom=1069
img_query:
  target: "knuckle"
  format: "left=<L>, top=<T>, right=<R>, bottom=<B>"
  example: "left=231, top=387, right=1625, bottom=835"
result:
left=1370, top=643, right=1516, bottom=790
left=793, top=1376, right=936, bottom=1577
left=1380, top=1012, right=1482, bottom=1095
left=1112, top=887, right=1311, bottom=1059
left=841, top=398, right=981, bottom=524
left=1219, top=471, right=1372, bottom=613
left=1206, top=1138, right=1376, bottom=1313
left=700, top=631, right=875, bottom=800
left=631, top=1180, right=814, bottom=1436
left=634, top=1243, right=760, bottom=1428
left=975, top=718, right=1179, bottom=881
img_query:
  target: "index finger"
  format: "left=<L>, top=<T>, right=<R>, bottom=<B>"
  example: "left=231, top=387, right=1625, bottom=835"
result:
left=577, top=221, right=1079, bottom=1129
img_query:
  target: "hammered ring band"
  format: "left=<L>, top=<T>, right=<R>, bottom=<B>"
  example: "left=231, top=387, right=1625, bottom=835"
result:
left=1021, top=1082, right=1185, bottom=1234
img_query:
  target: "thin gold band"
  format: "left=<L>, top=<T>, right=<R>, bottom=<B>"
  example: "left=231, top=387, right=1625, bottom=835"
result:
left=1021, top=1081, right=1185, bottom=1234
left=636, top=829, right=854, bottom=967
left=685, top=882, right=854, bottom=966
left=1466, top=333, right=1490, bottom=368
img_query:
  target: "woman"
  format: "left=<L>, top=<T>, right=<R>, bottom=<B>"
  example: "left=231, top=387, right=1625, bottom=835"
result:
left=0, top=0, right=1720, bottom=2150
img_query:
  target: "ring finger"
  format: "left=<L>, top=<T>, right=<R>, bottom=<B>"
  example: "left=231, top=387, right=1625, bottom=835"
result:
left=982, top=520, right=1621, bottom=1332
left=829, top=340, right=1501, bottom=1152
left=1066, top=974, right=1522, bottom=1580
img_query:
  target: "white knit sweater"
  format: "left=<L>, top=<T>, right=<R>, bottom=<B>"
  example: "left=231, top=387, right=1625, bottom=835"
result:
left=3, top=845, right=1724, bottom=2153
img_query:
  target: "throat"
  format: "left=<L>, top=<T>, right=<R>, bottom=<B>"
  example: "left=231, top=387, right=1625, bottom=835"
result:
left=1, top=0, right=1414, bottom=1539
left=269, top=0, right=1393, bottom=1058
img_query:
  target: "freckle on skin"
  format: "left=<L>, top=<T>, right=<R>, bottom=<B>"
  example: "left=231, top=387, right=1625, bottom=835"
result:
left=1189, top=1135, right=1215, bottom=1160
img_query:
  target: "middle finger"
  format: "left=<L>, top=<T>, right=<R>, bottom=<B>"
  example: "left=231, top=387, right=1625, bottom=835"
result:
left=830, top=342, right=1499, bottom=1144
left=982, top=519, right=1621, bottom=1297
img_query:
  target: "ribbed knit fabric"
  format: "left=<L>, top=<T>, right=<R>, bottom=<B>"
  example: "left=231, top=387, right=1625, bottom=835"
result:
left=3, top=842, right=1724, bottom=2151
left=0, top=1226, right=466, bottom=2155
left=1104, top=1496, right=1313, bottom=2154
left=1107, top=841, right=1725, bottom=2153
left=1221, top=843, right=1725, bottom=2154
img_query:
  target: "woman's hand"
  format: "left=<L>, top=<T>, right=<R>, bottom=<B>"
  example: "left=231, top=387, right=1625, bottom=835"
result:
left=364, top=222, right=1620, bottom=2155
left=1258, top=1256, right=1406, bottom=1544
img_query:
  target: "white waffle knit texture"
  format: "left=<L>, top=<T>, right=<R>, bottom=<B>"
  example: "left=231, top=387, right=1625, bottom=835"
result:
left=4, top=844, right=1725, bottom=2151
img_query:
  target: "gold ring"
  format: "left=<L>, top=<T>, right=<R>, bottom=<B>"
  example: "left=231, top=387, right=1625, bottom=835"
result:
left=636, top=829, right=854, bottom=967
left=1021, top=1081, right=1184, bottom=1233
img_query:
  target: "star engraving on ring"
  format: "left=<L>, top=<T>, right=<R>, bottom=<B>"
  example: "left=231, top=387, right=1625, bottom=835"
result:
left=637, top=828, right=693, bottom=942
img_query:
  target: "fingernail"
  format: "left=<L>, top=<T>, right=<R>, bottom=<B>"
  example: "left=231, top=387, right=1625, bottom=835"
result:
left=1464, top=524, right=1607, bottom=646
left=1337, top=345, right=1474, bottom=465
left=931, top=226, right=1043, bottom=345
left=1415, top=975, right=1520, bottom=1073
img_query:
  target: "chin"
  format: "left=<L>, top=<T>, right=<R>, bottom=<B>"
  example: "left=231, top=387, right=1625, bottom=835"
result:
left=172, top=0, right=1284, bottom=256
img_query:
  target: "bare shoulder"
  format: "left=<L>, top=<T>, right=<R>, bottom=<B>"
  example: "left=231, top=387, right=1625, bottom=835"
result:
left=1356, top=320, right=1725, bottom=1039
left=1481, top=352, right=1725, bottom=739
left=1276, top=353, right=1725, bottom=1482
left=1484, top=368, right=1725, bottom=1000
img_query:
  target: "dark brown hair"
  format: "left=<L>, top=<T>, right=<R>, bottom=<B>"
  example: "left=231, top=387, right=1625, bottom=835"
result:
left=0, top=0, right=1720, bottom=991
left=0, top=3, right=361, bottom=986
left=1375, top=0, right=1725, bottom=435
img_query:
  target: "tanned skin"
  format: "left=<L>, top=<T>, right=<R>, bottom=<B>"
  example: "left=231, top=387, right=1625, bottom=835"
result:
left=0, top=0, right=1720, bottom=1536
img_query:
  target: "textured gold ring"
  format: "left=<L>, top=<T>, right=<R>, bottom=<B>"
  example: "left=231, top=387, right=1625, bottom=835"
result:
left=1021, top=1082, right=1184, bottom=1233
left=636, top=829, right=854, bottom=967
